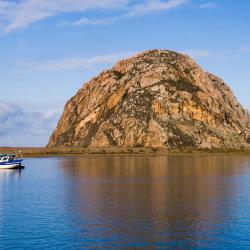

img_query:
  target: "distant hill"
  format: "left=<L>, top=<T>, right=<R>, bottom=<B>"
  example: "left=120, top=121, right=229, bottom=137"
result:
left=48, top=50, right=250, bottom=149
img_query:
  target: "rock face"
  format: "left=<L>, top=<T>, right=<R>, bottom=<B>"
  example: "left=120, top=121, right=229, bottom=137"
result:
left=48, top=50, right=250, bottom=149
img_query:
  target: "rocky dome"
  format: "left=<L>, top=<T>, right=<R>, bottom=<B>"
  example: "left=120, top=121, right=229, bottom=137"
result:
left=48, top=49, right=250, bottom=149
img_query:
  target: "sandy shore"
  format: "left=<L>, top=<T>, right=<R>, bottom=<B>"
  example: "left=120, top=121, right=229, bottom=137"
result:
left=1, top=147, right=250, bottom=157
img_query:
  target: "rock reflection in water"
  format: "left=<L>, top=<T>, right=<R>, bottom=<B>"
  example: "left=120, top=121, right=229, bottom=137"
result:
left=58, top=155, right=250, bottom=248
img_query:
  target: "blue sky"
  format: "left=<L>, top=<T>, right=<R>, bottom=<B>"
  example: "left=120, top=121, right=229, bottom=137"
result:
left=0, top=0, right=250, bottom=146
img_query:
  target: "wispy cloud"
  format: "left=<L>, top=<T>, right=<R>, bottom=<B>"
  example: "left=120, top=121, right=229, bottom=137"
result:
left=126, top=0, right=188, bottom=16
left=0, top=0, right=127, bottom=34
left=23, top=51, right=137, bottom=71
left=0, top=0, right=188, bottom=34
left=240, top=46, right=250, bottom=53
left=180, top=49, right=210, bottom=59
left=198, top=2, right=217, bottom=9
left=0, top=101, right=60, bottom=146
left=71, top=0, right=188, bottom=26
left=23, top=49, right=211, bottom=72
left=72, top=17, right=116, bottom=26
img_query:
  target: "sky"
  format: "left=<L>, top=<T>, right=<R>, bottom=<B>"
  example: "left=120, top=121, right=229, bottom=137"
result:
left=0, top=0, right=250, bottom=146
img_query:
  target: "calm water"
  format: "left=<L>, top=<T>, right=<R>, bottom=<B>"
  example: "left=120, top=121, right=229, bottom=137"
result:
left=1, top=155, right=250, bottom=249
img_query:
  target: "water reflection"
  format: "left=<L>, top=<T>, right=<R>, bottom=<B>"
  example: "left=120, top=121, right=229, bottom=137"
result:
left=0, top=169, right=23, bottom=182
left=58, top=155, right=250, bottom=248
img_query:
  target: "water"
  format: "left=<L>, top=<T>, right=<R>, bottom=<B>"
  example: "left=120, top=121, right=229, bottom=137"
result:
left=1, top=155, right=250, bottom=249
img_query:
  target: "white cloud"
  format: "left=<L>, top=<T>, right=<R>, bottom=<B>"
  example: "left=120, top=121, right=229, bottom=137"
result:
left=0, top=0, right=188, bottom=34
left=180, top=49, right=210, bottom=59
left=71, top=0, right=188, bottom=25
left=23, top=49, right=210, bottom=72
left=240, top=46, right=250, bottom=53
left=0, top=101, right=60, bottom=146
left=0, top=0, right=128, bottom=33
left=127, top=0, right=188, bottom=17
left=72, top=17, right=116, bottom=26
left=198, top=2, right=217, bottom=9
left=0, top=102, right=22, bottom=119
left=23, top=51, right=137, bottom=71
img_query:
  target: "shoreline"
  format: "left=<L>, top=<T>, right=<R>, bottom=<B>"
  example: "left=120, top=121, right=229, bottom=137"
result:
left=1, top=147, right=250, bottom=158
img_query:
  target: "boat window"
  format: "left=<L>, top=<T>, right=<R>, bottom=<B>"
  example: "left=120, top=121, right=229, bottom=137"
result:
left=2, top=157, right=9, bottom=160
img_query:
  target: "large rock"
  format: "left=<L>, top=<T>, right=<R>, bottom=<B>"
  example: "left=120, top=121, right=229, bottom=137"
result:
left=48, top=50, right=250, bottom=149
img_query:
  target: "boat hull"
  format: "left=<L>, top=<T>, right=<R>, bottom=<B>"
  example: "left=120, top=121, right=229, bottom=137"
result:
left=0, top=164, right=24, bottom=169
left=0, top=160, right=24, bottom=169
left=0, top=156, right=24, bottom=170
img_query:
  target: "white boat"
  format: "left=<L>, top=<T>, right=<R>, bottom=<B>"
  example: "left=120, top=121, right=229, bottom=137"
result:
left=0, top=154, right=24, bottom=169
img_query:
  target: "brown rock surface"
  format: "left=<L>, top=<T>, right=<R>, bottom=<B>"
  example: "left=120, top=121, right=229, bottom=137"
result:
left=48, top=50, right=250, bottom=149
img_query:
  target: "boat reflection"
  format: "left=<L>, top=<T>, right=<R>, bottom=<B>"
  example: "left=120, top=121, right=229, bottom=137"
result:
left=0, top=169, right=23, bottom=181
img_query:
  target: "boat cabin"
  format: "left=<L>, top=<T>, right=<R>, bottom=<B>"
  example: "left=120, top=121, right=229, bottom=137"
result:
left=0, top=154, right=16, bottom=162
